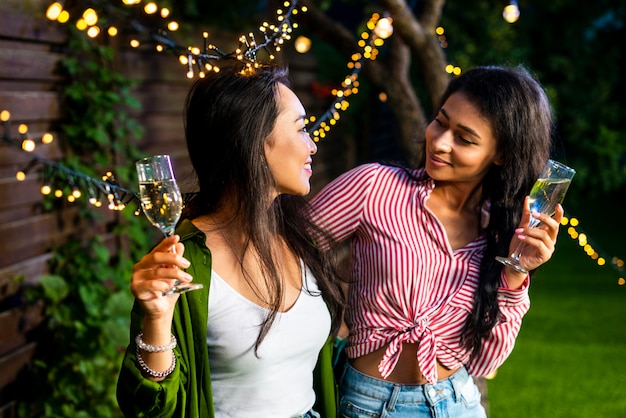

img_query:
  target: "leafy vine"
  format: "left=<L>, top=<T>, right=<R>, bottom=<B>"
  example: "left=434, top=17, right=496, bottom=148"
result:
left=16, top=28, right=152, bottom=417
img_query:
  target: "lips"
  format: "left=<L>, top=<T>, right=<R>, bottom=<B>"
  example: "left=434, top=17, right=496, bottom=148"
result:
left=428, top=153, right=451, bottom=166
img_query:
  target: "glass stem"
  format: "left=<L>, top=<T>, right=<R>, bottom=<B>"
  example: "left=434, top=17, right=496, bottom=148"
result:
left=509, top=242, right=525, bottom=263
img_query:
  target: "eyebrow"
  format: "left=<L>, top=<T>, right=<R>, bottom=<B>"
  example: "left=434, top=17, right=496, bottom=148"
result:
left=295, top=114, right=306, bottom=123
left=440, top=108, right=482, bottom=140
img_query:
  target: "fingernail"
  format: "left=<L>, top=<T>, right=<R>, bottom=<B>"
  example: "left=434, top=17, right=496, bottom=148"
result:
left=181, top=258, right=191, bottom=268
left=515, top=228, right=524, bottom=233
left=532, top=211, right=540, bottom=217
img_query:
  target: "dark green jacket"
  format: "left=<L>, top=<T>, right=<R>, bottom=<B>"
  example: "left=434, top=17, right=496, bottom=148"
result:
left=117, top=219, right=337, bottom=417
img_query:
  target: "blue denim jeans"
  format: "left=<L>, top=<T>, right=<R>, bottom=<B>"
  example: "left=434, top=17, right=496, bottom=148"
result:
left=295, top=409, right=321, bottom=418
left=338, top=362, right=487, bottom=418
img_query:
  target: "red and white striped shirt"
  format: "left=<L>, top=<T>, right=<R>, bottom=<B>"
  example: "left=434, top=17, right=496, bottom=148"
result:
left=309, top=163, right=530, bottom=384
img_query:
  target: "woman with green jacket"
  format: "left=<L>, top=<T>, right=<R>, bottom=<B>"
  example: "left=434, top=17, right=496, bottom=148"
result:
left=117, top=66, right=345, bottom=417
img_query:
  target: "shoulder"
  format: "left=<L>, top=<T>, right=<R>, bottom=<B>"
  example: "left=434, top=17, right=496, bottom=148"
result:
left=340, top=162, right=415, bottom=182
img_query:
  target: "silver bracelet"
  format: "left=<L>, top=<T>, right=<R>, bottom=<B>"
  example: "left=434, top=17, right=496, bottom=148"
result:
left=136, top=346, right=176, bottom=378
left=135, top=332, right=177, bottom=352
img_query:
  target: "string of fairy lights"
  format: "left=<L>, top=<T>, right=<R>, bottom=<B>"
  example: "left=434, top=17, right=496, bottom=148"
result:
left=2, top=0, right=622, bottom=284
left=1, top=110, right=137, bottom=210
left=46, top=0, right=302, bottom=76
left=307, top=13, right=393, bottom=140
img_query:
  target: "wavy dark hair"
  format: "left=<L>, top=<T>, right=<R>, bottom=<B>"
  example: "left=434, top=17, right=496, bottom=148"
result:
left=420, top=65, right=554, bottom=356
left=182, top=65, right=345, bottom=351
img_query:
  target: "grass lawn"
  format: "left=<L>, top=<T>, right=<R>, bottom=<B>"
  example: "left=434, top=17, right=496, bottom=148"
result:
left=488, top=200, right=626, bottom=417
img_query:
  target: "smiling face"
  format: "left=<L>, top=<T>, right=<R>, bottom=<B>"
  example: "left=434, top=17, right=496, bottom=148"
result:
left=424, top=91, right=501, bottom=188
left=265, top=83, right=317, bottom=197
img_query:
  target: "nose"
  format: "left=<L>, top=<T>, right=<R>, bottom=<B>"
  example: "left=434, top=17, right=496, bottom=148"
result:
left=308, top=136, right=318, bottom=155
left=431, top=130, right=452, bottom=153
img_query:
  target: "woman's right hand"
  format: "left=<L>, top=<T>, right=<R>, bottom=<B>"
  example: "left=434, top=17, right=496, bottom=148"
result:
left=130, top=235, right=193, bottom=320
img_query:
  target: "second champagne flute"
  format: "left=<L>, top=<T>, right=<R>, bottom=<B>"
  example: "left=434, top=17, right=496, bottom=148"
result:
left=136, top=154, right=203, bottom=295
left=495, top=159, right=576, bottom=274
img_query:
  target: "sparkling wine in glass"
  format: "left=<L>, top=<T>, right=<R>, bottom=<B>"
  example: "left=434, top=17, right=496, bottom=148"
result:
left=495, top=159, right=576, bottom=274
left=136, top=155, right=203, bottom=295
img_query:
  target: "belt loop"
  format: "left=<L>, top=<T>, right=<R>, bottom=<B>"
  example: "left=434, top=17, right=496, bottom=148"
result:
left=385, top=384, right=401, bottom=412
left=449, top=367, right=468, bottom=403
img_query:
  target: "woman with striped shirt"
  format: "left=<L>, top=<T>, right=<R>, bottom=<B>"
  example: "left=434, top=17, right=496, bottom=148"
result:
left=308, top=66, right=562, bottom=417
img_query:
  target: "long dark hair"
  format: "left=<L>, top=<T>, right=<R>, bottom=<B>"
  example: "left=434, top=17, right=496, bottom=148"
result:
left=432, top=66, right=554, bottom=356
left=182, top=65, right=345, bottom=351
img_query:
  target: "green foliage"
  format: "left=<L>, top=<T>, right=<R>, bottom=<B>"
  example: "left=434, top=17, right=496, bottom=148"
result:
left=16, top=27, right=152, bottom=417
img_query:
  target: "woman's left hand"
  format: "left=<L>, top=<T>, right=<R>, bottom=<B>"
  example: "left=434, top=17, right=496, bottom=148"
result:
left=505, top=196, right=564, bottom=286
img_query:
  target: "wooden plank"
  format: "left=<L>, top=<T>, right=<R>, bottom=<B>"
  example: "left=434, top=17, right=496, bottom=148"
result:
left=0, top=304, right=44, bottom=357
left=0, top=208, right=115, bottom=268
left=0, top=177, right=43, bottom=211
left=0, top=91, right=61, bottom=122
left=131, top=85, right=190, bottom=114
left=0, top=253, right=52, bottom=302
left=116, top=49, right=196, bottom=84
left=0, top=80, right=57, bottom=93
left=0, top=140, right=63, bottom=168
left=0, top=232, right=120, bottom=304
left=0, top=7, right=66, bottom=44
left=0, top=47, right=63, bottom=80
left=0, top=205, right=44, bottom=227
left=0, top=342, right=37, bottom=391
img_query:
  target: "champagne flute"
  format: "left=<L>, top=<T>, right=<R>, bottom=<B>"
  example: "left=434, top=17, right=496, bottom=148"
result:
left=136, top=155, right=203, bottom=295
left=496, top=159, right=576, bottom=274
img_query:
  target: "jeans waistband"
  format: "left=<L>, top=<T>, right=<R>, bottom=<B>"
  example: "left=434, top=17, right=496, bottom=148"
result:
left=341, top=361, right=473, bottom=405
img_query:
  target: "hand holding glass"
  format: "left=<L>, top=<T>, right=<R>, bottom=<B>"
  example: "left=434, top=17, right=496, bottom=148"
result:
left=495, top=159, right=576, bottom=274
left=136, top=155, right=203, bottom=295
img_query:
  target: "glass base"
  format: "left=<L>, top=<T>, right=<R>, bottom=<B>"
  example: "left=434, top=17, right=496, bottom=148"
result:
left=495, top=256, right=529, bottom=274
left=163, top=282, right=204, bottom=296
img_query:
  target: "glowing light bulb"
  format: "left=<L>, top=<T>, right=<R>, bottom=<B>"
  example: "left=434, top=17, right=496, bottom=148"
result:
left=87, top=26, right=100, bottom=38
left=16, top=171, right=26, bottom=181
left=83, top=8, right=98, bottom=26
left=503, top=1, right=520, bottom=23
left=46, top=2, right=63, bottom=20
left=168, top=21, right=179, bottom=31
left=57, top=10, right=70, bottom=24
left=108, top=26, right=118, bottom=36
left=374, top=17, right=393, bottom=39
left=144, top=3, right=158, bottom=14
left=41, top=185, right=52, bottom=195
left=42, top=133, right=54, bottom=144
left=18, top=124, right=28, bottom=134
left=161, top=8, right=170, bottom=18
left=22, top=139, right=36, bottom=152
left=76, top=18, right=88, bottom=31
left=0, top=110, right=10, bottom=121
left=294, top=36, right=311, bottom=53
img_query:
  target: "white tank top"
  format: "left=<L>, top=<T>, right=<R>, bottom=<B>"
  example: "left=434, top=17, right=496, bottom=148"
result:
left=207, top=263, right=331, bottom=418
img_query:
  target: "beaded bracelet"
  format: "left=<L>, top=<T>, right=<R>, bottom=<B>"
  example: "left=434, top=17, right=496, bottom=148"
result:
left=136, top=346, right=177, bottom=378
left=135, top=332, right=177, bottom=353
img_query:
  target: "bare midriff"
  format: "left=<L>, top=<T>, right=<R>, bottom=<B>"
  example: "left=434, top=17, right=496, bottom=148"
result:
left=350, top=342, right=459, bottom=384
